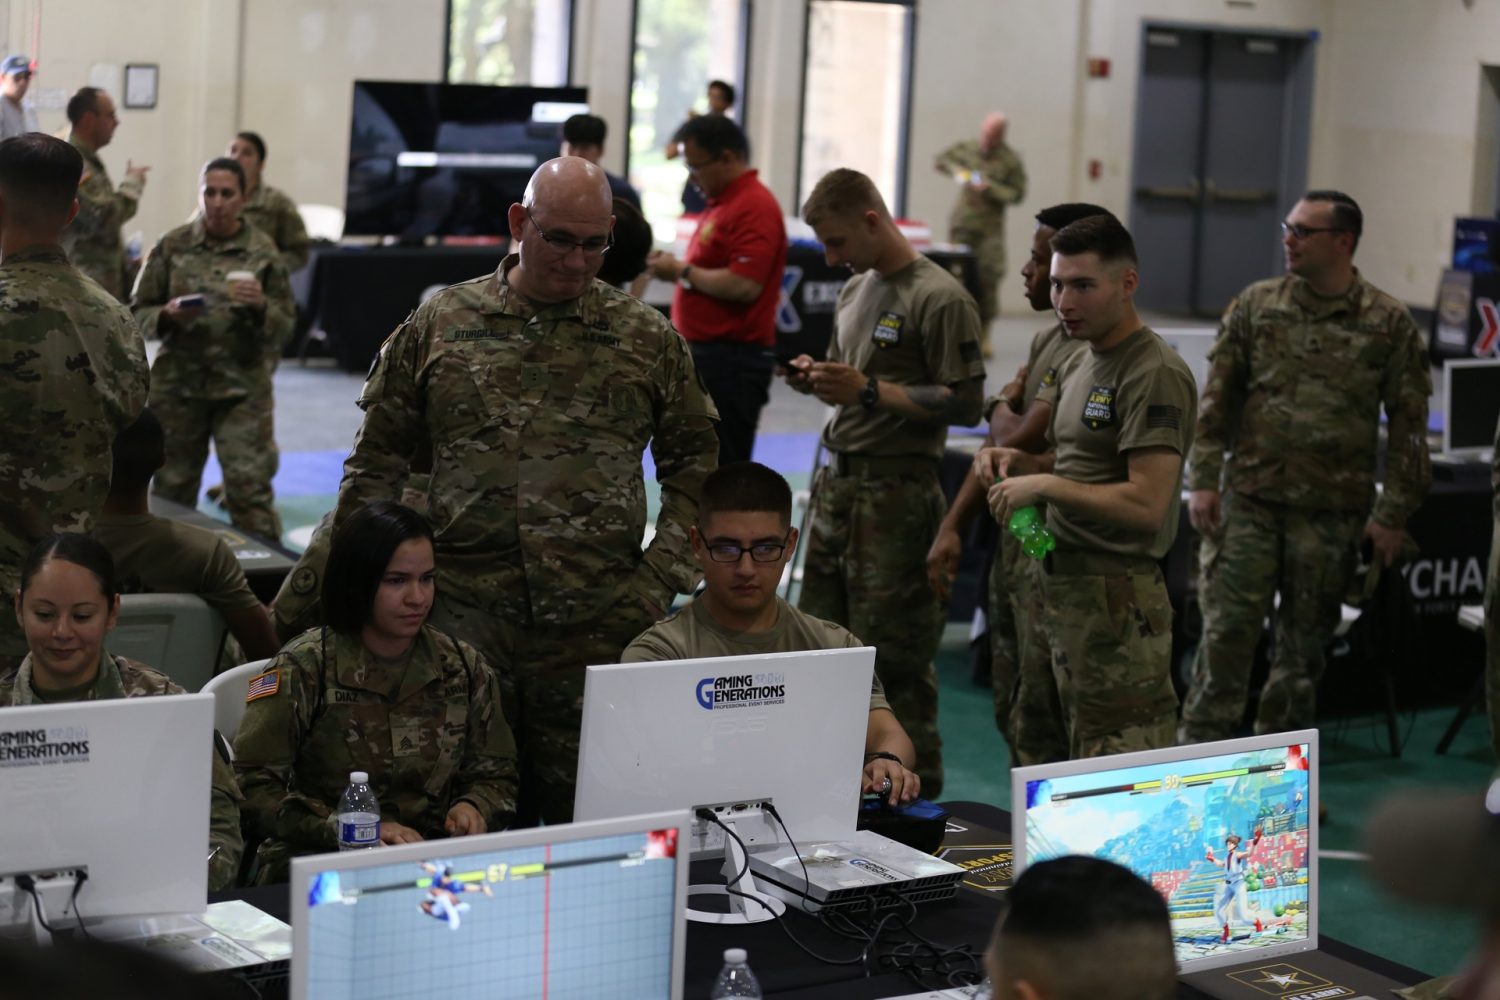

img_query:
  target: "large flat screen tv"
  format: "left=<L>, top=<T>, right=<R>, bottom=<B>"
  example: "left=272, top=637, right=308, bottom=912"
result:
left=345, top=81, right=588, bottom=241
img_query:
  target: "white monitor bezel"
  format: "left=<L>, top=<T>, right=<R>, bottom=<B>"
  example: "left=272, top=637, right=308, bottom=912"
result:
left=1011, top=728, right=1319, bottom=975
left=289, top=809, right=692, bottom=1000
left=1441, top=357, right=1500, bottom=456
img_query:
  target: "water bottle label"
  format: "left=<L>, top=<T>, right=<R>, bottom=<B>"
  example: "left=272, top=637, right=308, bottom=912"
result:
left=339, top=818, right=379, bottom=846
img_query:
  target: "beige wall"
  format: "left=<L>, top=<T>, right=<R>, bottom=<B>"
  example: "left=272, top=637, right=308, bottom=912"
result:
left=6, top=0, right=1498, bottom=311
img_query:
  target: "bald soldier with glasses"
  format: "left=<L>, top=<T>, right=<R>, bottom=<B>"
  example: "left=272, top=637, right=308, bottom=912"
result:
left=335, top=157, right=720, bottom=826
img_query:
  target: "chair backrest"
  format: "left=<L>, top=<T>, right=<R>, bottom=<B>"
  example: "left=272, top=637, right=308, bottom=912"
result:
left=108, top=593, right=228, bottom=693
left=298, top=203, right=345, bottom=242
left=202, top=658, right=271, bottom=748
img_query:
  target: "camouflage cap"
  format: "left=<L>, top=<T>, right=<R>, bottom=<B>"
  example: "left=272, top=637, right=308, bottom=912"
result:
left=1364, top=772, right=1500, bottom=915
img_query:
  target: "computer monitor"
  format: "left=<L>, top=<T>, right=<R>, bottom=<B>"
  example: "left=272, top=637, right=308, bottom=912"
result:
left=1013, top=730, right=1317, bottom=974
left=1157, top=326, right=1217, bottom=394
left=1441, top=358, right=1500, bottom=456
left=289, top=811, right=690, bottom=1000
left=574, top=647, right=874, bottom=859
left=0, top=694, right=213, bottom=932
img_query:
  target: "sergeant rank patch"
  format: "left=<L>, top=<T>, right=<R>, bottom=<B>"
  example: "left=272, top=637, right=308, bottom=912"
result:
left=1082, top=384, right=1116, bottom=429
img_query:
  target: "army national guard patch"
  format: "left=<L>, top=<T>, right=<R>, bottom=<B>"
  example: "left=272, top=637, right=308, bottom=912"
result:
left=1082, top=384, right=1116, bottom=429
left=872, top=310, right=904, bottom=349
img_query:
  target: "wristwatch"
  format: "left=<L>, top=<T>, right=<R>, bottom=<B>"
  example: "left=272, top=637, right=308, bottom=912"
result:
left=858, top=375, right=879, bottom=409
left=678, top=264, right=694, bottom=289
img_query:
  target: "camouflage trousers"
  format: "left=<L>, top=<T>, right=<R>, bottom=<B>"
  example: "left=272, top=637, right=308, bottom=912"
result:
left=1039, top=554, right=1179, bottom=758
left=951, top=225, right=1006, bottom=332
left=151, top=388, right=283, bottom=541
left=989, top=535, right=1068, bottom=765
left=1486, top=521, right=1500, bottom=760
left=1179, top=493, right=1364, bottom=743
left=798, top=462, right=947, bottom=797
left=429, top=591, right=655, bottom=827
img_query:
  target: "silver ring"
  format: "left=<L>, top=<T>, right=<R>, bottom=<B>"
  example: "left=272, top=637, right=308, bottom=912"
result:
left=879, top=777, right=892, bottom=793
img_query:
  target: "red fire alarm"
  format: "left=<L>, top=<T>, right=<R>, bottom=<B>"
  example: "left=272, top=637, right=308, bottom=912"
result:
left=1088, top=159, right=1102, bottom=180
left=1087, top=57, right=1110, bottom=78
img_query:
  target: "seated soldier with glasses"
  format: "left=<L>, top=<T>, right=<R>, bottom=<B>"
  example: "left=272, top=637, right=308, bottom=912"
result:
left=623, top=461, right=922, bottom=805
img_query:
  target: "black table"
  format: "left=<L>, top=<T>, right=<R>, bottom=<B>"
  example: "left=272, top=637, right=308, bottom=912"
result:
left=148, top=495, right=298, bottom=604
left=215, top=801, right=1428, bottom=1000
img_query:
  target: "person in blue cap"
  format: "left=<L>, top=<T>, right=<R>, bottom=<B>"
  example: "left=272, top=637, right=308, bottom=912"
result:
left=0, top=55, right=38, bottom=139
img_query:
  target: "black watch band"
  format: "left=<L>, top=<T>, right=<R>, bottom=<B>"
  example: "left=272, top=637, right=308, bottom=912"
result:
left=858, top=375, right=879, bottom=409
left=864, top=751, right=904, bottom=767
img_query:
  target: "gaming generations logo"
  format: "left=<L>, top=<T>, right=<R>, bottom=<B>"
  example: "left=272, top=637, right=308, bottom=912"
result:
left=0, top=725, right=90, bottom=767
left=695, top=673, right=786, bottom=710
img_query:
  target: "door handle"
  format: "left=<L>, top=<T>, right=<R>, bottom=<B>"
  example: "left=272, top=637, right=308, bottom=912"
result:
left=1203, top=179, right=1273, bottom=204
left=1137, top=177, right=1201, bottom=201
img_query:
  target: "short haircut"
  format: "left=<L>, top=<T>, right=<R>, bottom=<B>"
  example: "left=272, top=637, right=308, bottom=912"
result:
left=1035, top=202, right=1114, bottom=232
left=1225, top=833, right=1242, bottom=847
left=596, top=196, right=653, bottom=287
left=322, top=500, right=433, bottom=634
left=673, top=112, right=749, bottom=161
left=1049, top=213, right=1138, bottom=268
left=0, top=132, right=84, bottom=223
left=235, top=130, right=267, bottom=163
left=201, top=156, right=246, bottom=193
left=1303, top=188, right=1363, bottom=249
left=801, top=167, right=889, bottom=227
left=110, top=408, right=165, bottom=494
left=21, top=532, right=118, bottom=601
left=994, top=856, right=1176, bottom=1000
left=65, top=86, right=102, bottom=125
left=708, top=79, right=736, bottom=106
left=697, top=462, right=792, bottom=529
left=562, top=113, right=607, bottom=148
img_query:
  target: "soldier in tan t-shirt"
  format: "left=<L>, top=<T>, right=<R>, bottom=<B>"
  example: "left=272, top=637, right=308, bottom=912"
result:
left=622, top=461, right=923, bottom=806
left=976, top=215, right=1197, bottom=760
left=781, top=169, right=985, bottom=799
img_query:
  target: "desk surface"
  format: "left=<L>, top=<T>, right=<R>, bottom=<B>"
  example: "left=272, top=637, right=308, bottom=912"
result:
left=214, top=801, right=1429, bottom=1000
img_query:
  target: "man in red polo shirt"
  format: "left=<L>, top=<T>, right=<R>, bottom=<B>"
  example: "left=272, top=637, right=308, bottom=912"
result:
left=648, top=114, right=787, bottom=466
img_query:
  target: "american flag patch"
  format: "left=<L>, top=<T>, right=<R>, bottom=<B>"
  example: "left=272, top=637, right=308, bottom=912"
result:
left=1146, top=404, right=1181, bottom=429
left=245, top=669, right=281, bottom=703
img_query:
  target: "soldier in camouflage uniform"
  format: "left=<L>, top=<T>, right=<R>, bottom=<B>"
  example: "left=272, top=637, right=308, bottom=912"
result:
left=981, top=215, right=1197, bottom=759
left=934, top=112, right=1026, bottom=354
left=1179, top=192, right=1432, bottom=743
left=233, top=501, right=518, bottom=883
left=131, top=157, right=293, bottom=541
left=226, top=131, right=310, bottom=275
left=1488, top=414, right=1499, bottom=760
left=1, top=532, right=241, bottom=890
left=0, top=133, right=149, bottom=671
left=62, top=88, right=148, bottom=301
left=335, top=158, right=719, bottom=826
left=786, top=169, right=986, bottom=797
left=928, top=204, right=1110, bottom=765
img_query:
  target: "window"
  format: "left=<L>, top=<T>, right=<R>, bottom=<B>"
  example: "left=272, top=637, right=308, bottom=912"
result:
left=798, top=0, right=915, bottom=216
left=628, top=0, right=751, bottom=241
left=448, top=0, right=573, bottom=86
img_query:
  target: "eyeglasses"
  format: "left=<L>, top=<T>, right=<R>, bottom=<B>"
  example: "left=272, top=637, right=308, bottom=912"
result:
left=1280, top=222, right=1346, bottom=240
left=705, top=535, right=790, bottom=564
left=526, top=207, right=612, bottom=257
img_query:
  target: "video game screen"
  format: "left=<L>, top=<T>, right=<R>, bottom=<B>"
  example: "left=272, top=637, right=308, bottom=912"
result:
left=302, top=828, right=679, bottom=1000
left=1024, top=743, right=1311, bottom=965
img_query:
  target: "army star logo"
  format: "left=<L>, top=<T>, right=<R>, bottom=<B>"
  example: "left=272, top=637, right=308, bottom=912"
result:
left=1227, top=963, right=1337, bottom=996
left=1081, top=383, right=1116, bottom=429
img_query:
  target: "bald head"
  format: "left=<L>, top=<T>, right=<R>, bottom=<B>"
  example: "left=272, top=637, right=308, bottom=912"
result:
left=523, top=156, right=613, bottom=215
left=980, top=112, right=1008, bottom=151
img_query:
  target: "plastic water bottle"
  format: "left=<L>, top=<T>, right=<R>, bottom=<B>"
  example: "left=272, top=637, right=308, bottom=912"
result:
left=1008, top=506, right=1056, bottom=560
left=709, top=948, right=761, bottom=999
left=337, top=771, right=380, bottom=851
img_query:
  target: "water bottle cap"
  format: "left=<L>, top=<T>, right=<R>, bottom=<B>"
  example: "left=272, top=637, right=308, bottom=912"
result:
left=723, top=948, right=747, bottom=964
left=350, top=771, right=368, bottom=784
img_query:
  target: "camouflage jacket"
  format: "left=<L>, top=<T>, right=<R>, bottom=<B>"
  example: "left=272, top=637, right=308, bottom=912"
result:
left=0, top=245, right=148, bottom=659
left=232, top=625, right=518, bottom=857
left=242, top=183, right=310, bottom=274
left=0, top=652, right=244, bottom=890
left=130, top=219, right=294, bottom=399
left=1188, top=271, right=1432, bottom=526
left=934, top=139, right=1026, bottom=235
left=335, top=255, right=720, bottom=626
left=60, top=136, right=144, bottom=300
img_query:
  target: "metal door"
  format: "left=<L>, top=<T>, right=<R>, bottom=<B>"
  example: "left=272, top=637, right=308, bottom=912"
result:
left=1129, top=26, right=1314, bottom=316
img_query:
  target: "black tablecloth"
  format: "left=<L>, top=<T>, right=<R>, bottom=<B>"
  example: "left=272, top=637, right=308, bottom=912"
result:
left=214, top=801, right=1429, bottom=1000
